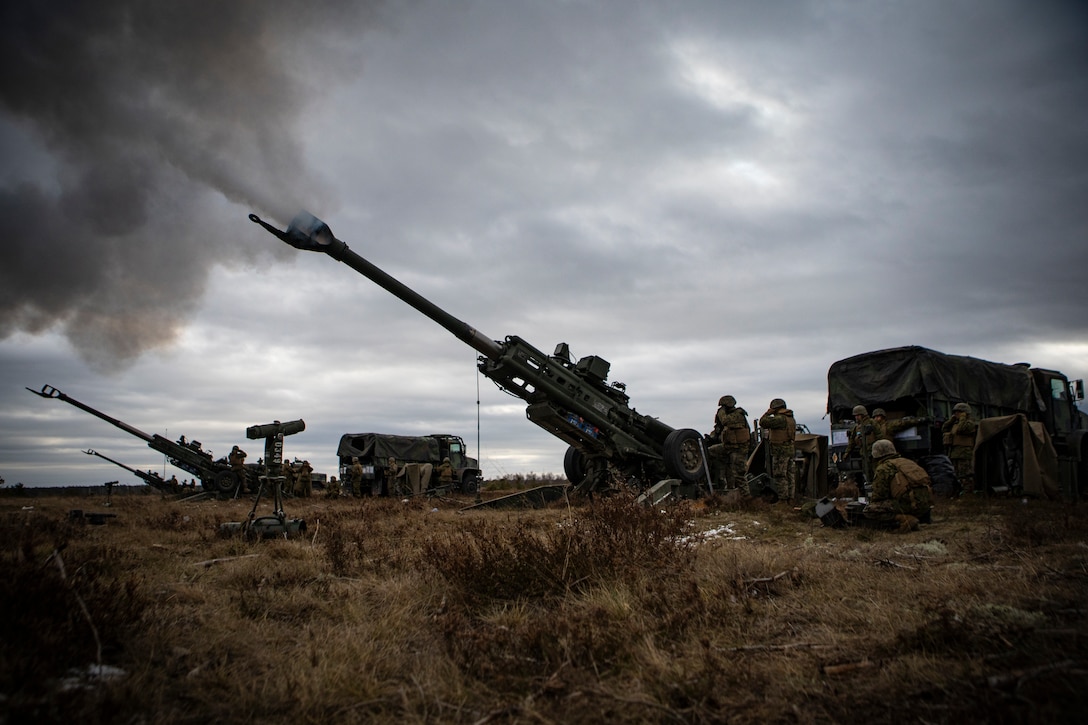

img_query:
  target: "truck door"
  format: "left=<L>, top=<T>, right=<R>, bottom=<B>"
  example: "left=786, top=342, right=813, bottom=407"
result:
left=447, top=439, right=466, bottom=469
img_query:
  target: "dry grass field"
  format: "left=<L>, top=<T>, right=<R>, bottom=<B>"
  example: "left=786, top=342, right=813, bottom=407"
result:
left=1, top=484, right=1086, bottom=724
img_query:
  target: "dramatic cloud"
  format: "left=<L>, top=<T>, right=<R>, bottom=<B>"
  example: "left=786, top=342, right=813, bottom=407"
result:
left=0, top=0, right=379, bottom=367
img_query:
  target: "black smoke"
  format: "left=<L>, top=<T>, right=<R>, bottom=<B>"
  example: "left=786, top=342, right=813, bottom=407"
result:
left=0, top=1, right=375, bottom=370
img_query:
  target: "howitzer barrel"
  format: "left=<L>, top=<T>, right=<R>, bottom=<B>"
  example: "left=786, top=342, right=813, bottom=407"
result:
left=250, top=212, right=502, bottom=360
left=27, top=384, right=154, bottom=443
left=84, top=448, right=138, bottom=475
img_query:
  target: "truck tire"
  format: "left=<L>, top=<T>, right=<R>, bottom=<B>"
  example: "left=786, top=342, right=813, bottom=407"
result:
left=460, top=471, right=479, bottom=494
left=563, top=446, right=586, bottom=486
left=663, top=428, right=704, bottom=484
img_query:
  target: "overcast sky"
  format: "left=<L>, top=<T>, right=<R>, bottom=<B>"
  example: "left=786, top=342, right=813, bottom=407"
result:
left=2, top=0, right=1086, bottom=487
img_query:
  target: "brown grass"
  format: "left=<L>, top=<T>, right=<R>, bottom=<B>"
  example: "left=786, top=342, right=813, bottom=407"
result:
left=1, top=488, right=1086, bottom=723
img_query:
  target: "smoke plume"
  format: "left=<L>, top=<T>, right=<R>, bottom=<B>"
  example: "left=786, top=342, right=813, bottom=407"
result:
left=0, top=1, right=373, bottom=370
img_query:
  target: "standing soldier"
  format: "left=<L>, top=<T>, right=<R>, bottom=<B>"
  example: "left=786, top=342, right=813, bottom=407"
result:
left=871, top=408, right=889, bottom=442
left=709, top=395, right=750, bottom=490
left=759, top=398, right=796, bottom=501
left=350, top=457, right=364, bottom=497
left=707, top=396, right=730, bottom=488
left=228, top=445, right=248, bottom=492
left=383, top=456, right=400, bottom=497
left=298, top=460, right=313, bottom=498
left=942, top=402, right=978, bottom=495
left=844, top=405, right=880, bottom=486
left=436, top=456, right=455, bottom=489
left=282, top=459, right=297, bottom=497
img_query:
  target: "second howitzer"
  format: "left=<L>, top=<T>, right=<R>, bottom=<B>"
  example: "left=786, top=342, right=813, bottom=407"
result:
left=84, top=448, right=188, bottom=494
left=28, top=384, right=250, bottom=497
left=250, top=211, right=707, bottom=492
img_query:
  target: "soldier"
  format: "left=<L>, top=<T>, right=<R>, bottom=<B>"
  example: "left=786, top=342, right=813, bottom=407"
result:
left=436, top=456, right=455, bottom=489
left=349, top=457, right=364, bottom=497
left=844, top=405, right=879, bottom=485
left=942, top=402, right=978, bottom=495
left=383, top=456, right=399, bottom=497
left=325, top=475, right=341, bottom=499
left=708, top=395, right=750, bottom=490
left=298, top=460, right=313, bottom=498
left=167, top=474, right=180, bottom=492
left=228, top=445, right=248, bottom=492
left=282, top=458, right=297, bottom=497
left=871, top=408, right=889, bottom=442
left=863, top=439, right=933, bottom=532
left=759, top=398, right=796, bottom=501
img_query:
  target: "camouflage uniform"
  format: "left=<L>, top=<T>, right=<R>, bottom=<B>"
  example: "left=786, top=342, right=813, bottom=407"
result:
left=942, top=404, right=978, bottom=494
left=350, top=457, right=364, bottom=497
left=863, top=442, right=933, bottom=530
left=708, top=396, right=750, bottom=490
left=325, top=476, right=341, bottom=498
left=844, top=407, right=880, bottom=484
left=719, top=406, right=751, bottom=489
left=759, top=399, right=796, bottom=500
left=228, top=445, right=248, bottom=491
left=383, top=457, right=399, bottom=497
left=297, top=460, right=313, bottom=498
left=283, top=460, right=297, bottom=497
left=436, top=457, right=455, bottom=488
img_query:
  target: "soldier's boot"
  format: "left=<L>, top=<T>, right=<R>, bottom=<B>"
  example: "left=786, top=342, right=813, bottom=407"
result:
left=894, top=514, right=919, bottom=533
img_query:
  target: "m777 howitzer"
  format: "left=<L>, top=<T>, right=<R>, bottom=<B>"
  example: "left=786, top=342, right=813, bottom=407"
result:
left=250, top=211, right=709, bottom=494
left=82, top=448, right=188, bottom=495
left=28, top=384, right=249, bottom=498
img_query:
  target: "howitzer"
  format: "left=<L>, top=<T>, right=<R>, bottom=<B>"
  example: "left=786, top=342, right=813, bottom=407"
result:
left=28, top=384, right=245, bottom=497
left=250, top=211, right=707, bottom=492
left=83, top=448, right=180, bottom=494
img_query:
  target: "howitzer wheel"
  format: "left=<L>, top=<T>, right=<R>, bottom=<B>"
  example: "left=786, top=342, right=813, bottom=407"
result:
left=563, top=446, right=586, bottom=486
left=663, top=428, right=705, bottom=484
left=208, top=470, right=239, bottom=499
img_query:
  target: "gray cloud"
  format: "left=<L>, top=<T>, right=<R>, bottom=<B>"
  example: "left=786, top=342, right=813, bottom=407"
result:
left=0, top=0, right=381, bottom=368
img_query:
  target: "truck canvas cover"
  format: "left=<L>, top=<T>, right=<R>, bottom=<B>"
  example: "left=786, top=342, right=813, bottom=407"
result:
left=337, top=434, right=440, bottom=463
left=827, top=346, right=1046, bottom=419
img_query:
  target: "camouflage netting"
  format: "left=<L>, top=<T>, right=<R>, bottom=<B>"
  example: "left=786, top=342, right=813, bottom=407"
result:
left=337, top=434, right=441, bottom=463
left=827, top=346, right=1046, bottom=420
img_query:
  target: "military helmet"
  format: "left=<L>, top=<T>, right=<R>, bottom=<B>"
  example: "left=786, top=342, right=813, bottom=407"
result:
left=873, top=408, right=886, bottom=418
left=871, top=439, right=897, bottom=458
left=770, top=398, right=786, bottom=409
left=852, top=405, right=868, bottom=416
left=719, top=395, right=736, bottom=407
left=953, top=402, right=971, bottom=413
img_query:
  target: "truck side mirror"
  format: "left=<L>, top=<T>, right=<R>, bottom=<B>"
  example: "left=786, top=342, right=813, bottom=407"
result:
left=1072, top=379, right=1085, bottom=402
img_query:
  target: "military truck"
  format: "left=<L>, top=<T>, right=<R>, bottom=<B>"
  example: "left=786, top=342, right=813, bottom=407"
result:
left=337, top=433, right=481, bottom=495
left=827, top=346, right=1087, bottom=499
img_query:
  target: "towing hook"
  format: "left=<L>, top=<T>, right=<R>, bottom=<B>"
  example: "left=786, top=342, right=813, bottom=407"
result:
left=26, top=384, right=61, bottom=398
